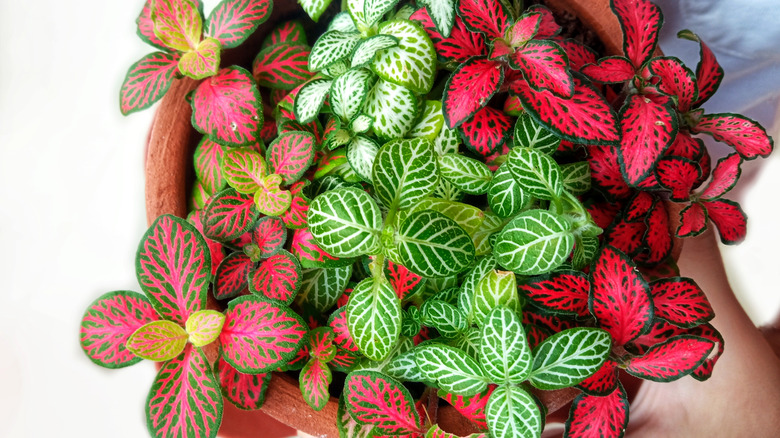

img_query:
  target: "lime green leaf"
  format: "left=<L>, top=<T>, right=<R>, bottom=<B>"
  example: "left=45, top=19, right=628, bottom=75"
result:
left=398, top=210, right=475, bottom=278
left=126, top=320, right=187, bottom=362
left=372, top=137, right=438, bottom=210
left=222, top=148, right=266, bottom=194
left=331, top=68, right=375, bottom=122
left=473, top=270, right=521, bottom=326
left=185, top=310, right=225, bottom=347
left=494, top=209, right=574, bottom=275
left=480, top=307, right=532, bottom=384
left=310, top=31, right=362, bottom=72
left=506, top=147, right=563, bottom=201
left=560, top=162, right=591, bottom=196
left=415, top=344, right=487, bottom=396
left=472, top=211, right=505, bottom=256
left=488, top=163, right=531, bottom=219
left=178, top=37, right=221, bottom=79
left=485, top=385, right=542, bottom=438
left=294, top=78, right=332, bottom=124
left=372, top=19, right=437, bottom=94
left=529, top=327, right=612, bottom=390
left=514, top=111, right=561, bottom=155
left=309, top=188, right=382, bottom=257
left=347, top=278, right=402, bottom=361
left=254, top=174, right=291, bottom=216
left=409, top=100, right=444, bottom=141
left=439, top=153, right=493, bottom=195
left=364, top=79, right=419, bottom=141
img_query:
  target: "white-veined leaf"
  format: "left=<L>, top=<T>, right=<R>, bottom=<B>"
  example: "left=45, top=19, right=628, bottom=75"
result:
left=408, top=100, right=444, bottom=141
left=364, top=79, right=419, bottom=141
left=352, top=35, right=400, bottom=68
left=529, top=327, right=612, bottom=390
left=506, top=147, right=563, bottom=201
left=329, top=12, right=359, bottom=33
left=473, top=270, right=521, bottom=327
left=571, top=235, right=599, bottom=271
left=488, top=163, right=531, bottom=218
left=458, top=255, right=497, bottom=325
left=351, top=114, right=373, bottom=133
left=453, top=327, right=482, bottom=359
left=321, top=60, right=349, bottom=78
left=415, top=344, right=488, bottom=395
left=472, top=211, right=504, bottom=256
left=402, top=198, right=484, bottom=237
left=296, top=265, right=353, bottom=312
left=560, top=162, right=591, bottom=196
left=514, top=111, right=561, bottom=155
left=494, top=209, right=574, bottom=275
left=346, top=0, right=369, bottom=30
left=308, top=188, right=382, bottom=257
left=485, top=385, right=542, bottom=438
left=299, top=0, right=334, bottom=22
left=331, top=68, right=375, bottom=122
left=364, top=0, right=401, bottom=27
left=347, top=277, right=402, bottom=361
left=372, top=19, right=437, bottom=94
left=309, top=31, right=362, bottom=71
left=480, top=307, right=532, bottom=384
left=294, top=78, right=332, bottom=124
left=347, top=135, right=380, bottom=182
left=372, top=137, right=438, bottom=210
left=398, top=209, right=475, bottom=278
left=434, top=126, right=460, bottom=156
left=385, top=349, right=428, bottom=383
left=419, top=0, right=456, bottom=38
left=353, top=336, right=413, bottom=373
left=439, top=153, right=493, bottom=195
left=421, top=300, right=467, bottom=338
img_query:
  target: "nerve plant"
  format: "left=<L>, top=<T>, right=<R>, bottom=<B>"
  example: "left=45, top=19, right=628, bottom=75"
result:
left=82, top=0, right=773, bottom=437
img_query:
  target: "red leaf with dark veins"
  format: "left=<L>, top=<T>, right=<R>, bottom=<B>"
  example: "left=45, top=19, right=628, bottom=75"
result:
left=702, top=199, right=747, bottom=244
left=565, top=383, right=629, bottom=438
left=688, top=323, right=724, bottom=381
left=700, top=153, right=741, bottom=200
left=646, top=56, right=698, bottom=113
left=458, top=106, right=512, bottom=156
left=556, top=38, right=597, bottom=72
left=527, top=5, right=561, bottom=38
left=525, top=323, right=549, bottom=350
left=629, top=319, right=687, bottom=355
left=581, top=56, right=635, bottom=84
left=457, top=0, right=511, bottom=40
left=518, top=271, right=591, bottom=317
left=411, top=11, right=488, bottom=64
left=587, top=201, right=622, bottom=231
left=655, top=157, right=700, bottom=202
left=442, top=57, right=504, bottom=128
left=679, top=30, right=724, bottom=107
left=590, top=246, right=653, bottom=346
left=522, top=306, right=577, bottom=333
left=692, top=113, right=773, bottom=159
left=588, top=145, right=632, bottom=200
left=650, top=277, right=714, bottom=328
left=214, top=252, right=253, bottom=300
left=667, top=131, right=705, bottom=161
left=611, top=0, right=663, bottom=68
left=577, top=359, right=618, bottom=396
left=642, top=200, right=672, bottom=265
left=618, top=94, right=678, bottom=186
left=509, top=40, right=573, bottom=98
left=676, top=202, right=708, bottom=238
left=695, top=146, right=712, bottom=187
left=624, top=192, right=654, bottom=222
left=626, top=335, right=714, bottom=382
left=604, top=216, right=646, bottom=257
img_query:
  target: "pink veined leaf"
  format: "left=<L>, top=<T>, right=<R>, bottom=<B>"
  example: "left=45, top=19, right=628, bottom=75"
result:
left=150, top=0, right=203, bottom=52
left=219, top=295, right=307, bottom=373
left=509, top=40, right=574, bottom=98
left=506, top=12, right=541, bottom=46
left=459, top=106, right=512, bottom=156
left=330, top=347, right=360, bottom=371
left=590, top=246, right=653, bottom=346
left=700, top=153, right=742, bottom=200
left=702, top=199, right=747, bottom=244
left=641, top=199, right=673, bottom=265
left=222, top=148, right=266, bottom=194
left=264, top=20, right=307, bottom=47
left=503, top=95, right=524, bottom=115
left=308, top=326, right=335, bottom=360
left=688, top=323, right=724, bottom=381
left=667, top=131, right=705, bottom=161
left=137, top=214, right=211, bottom=325
left=510, top=75, right=620, bottom=145
left=120, top=51, right=181, bottom=115
left=384, top=260, right=424, bottom=301
left=178, top=37, right=222, bottom=79
left=618, top=94, right=678, bottom=185
left=679, top=30, right=724, bottom=107
left=580, top=56, right=635, bottom=84
left=588, top=145, right=632, bottom=200
left=206, top=0, right=272, bottom=49
left=624, top=191, right=654, bottom=222
left=204, top=188, right=259, bottom=242
left=214, top=252, right=253, bottom=300
left=604, top=216, right=646, bottom=258
left=427, top=425, right=487, bottom=438
left=266, top=131, right=315, bottom=185
left=626, top=335, right=714, bottom=382
left=441, top=385, right=495, bottom=429
left=126, top=320, right=188, bottom=361
left=577, top=359, right=618, bottom=396
left=253, top=43, right=314, bottom=90
left=557, top=38, right=597, bottom=72
left=411, top=11, right=488, bottom=64
left=190, top=180, right=211, bottom=211
left=291, top=227, right=346, bottom=268
left=610, top=0, right=663, bottom=68
left=80, top=291, right=159, bottom=368
left=189, top=210, right=225, bottom=276
left=564, top=383, right=629, bottom=438
left=252, top=215, right=287, bottom=258
left=286, top=344, right=310, bottom=371
left=191, top=66, right=262, bottom=147
left=194, top=137, right=227, bottom=195
left=629, top=319, right=687, bottom=355
left=249, top=250, right=302, bottom=304
left=527, top=5, right=561, bottom=38
left=344, top=371, right=422, bottom=436
left=646, top=56, right=698, bottom=113
left=279, top=116, right=324, bottom=144
left=260, top=119, right=277, bottom=143
left=676, top=202, right=708, bottom=238
left=650, top=277, right=714, bottom=328
left=137, top=0, right=168, bottom=51
left=281, top=180, right=310, bottom=229
left=216, top=356, right=271, bottom=410
left=300, top=359, right=333, bottom=411
left=328, top=307, right=358, bottom=353
left=518, top=271, right=591, bottom=317
left=146, top=345, right=222, bottom=438
left=442, top=57, right=503, bottom=128
left=522, top=306, right=577, bottom=334
left=457, top=0, right=511, bottom=40
left=691, top=113, right=773, bottom=160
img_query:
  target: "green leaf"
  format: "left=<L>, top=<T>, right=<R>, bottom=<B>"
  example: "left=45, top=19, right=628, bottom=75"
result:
left=439, top=153, right=493, bottom=195
left=253, top=174, right=291, bottom=216
left=309, top=30, right=362, bottom=71
left=415, top=344, right=487, bottom=396
left=514, top=111, right=561, bottom=155
left=185, top=309, right=225, bottom=347
left=506, top=147, right=563, bottom=201
left=126, top=320, right=188, bottom=362
left=294, top=78, right=332, bottom=124
left=351, top=114, right=373, bottom=134
left=372, top=137, right=438, bottom=210
left=421, top=300, right=467, bottom=338
left=560, top=162, right=591, bottom=196
left=346, top=0, right=369, bottom=29
left=296, top=265, right=353, bottom=312
left=480, top=307, right=532, bottom=384
left=364, top=79, right=419, bottom=141
left=472, top=211, right=505, bottom=256
left=404, top=198, right=484, bottom=237
left=364, top=0, right=401, bottom=26
left=309, top=188, right=382, bottom=257
left=347, top=278, right=402, bottom=361
left=494, top=209, right=574, bottom=275
left=352, top=35, right=400, bottom=68
left=571, top=235, right=599, bottom=271
left=299, top=0, right=334, bottom=22
left=453, top=327, right=481, bottom=359
left=408, top=100, right=444, bottom=141
left=458, top=255, right=497, bottom=324
left=485, top=385, right=542, bottom=438
left=347, top=135, right=381, bottom=183
left=222, top=147, right=266, bottom=194
left=473, top=270, right=522, bottom=326
left=419, top=0, right=456, bottom=38
left=372, top=19, right=437, bottom=94
left=529, top=327, right=612, bottom=390
left=385, top=349, right=427, bottom=383
left=331, top=68, right=375, bottom=122
left=434, top=126, right=460, bottom=156
left=329, top=12, right=359, bottom=33
left=398, top=210, right=475, bottom=278
left=353, top=336, right=414, bottom=373
left=488, top=163, right=531, bottom=219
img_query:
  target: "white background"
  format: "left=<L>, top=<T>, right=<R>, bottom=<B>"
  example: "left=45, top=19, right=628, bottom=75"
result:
left=0, top=1, right=777, bottom=437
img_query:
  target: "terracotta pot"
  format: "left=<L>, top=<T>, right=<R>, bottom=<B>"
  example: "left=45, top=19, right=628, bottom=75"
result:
left=144, top=0, right=624, bottom=436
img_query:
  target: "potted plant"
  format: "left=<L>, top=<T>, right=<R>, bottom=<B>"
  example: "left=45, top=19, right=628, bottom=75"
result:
left=79, top=0, right=774, bottom=437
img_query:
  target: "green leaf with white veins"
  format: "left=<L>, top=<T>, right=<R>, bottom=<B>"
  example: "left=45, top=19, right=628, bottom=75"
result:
left=308, top=188, right=382, bottom=257
left=294, top=78, right=332, bottom=124
left=453, top=327, right=481, bottom=359
left=329, top=12, right=358, bottom=33
left=403, top=198, right=484, bottom=236
left=322, top=60, right=349, bottom=79
left=473, top=270, right=521, bottom=327
left=408, top=100, right=444, bottom=141
left=364, top=0, right=401, bottom=27
left=439, top=154, right=493, bottom=195
left=364, top=79, right=419, bottom=141
left=347, top=278, right=402, bottom=361
left=351, top=114, right=373, bottom=134
left=352, top=35, right=400, bottom=68
left=372, top=20, right=437, bottom=94
left=415, top=344, right=487, bottom=396
left=480, top=307, right=532, bottom=384
left=434, top=126, right=460, bottom=156
left=529, top=327, right=611, bottom=390
left=488, top=163, right=531, bottom=219
left=486, top=385, right=542, bottom=438
left=309, top=31, right=362, bottom=72
left=372, top=137, right=438, bottom=210
left=300, top=0, right=333, bottom=22
left=560, top=162, right=591, bottom=196
left=296, top=265, right=353, bottom=312
left=458, top=255, right=497, bottom=324
left=398, top=209, right=475, bottom=278
left=421, top=300, right=467, bottom=338
left=472, top=211, right=505, bottom=256
left=494, top=209, right=574, bottom=275
left=385, top=349, right=428, bottom=383
left=506, top=147, right=563, bottom=201
left=331, top=68, right=374, bottom=122
left=419, top=0, right=456, bottom=38
left=347, top=135, right=380, bottom=183
left=514, top=111, right=561, bottom=155
left=347, top=0, right=369, bottom=30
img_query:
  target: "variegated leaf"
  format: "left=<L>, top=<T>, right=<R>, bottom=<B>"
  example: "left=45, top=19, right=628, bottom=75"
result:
left=488, top=163, right=530, bottom=218
left=518, top=271, right=590, bottom=317
left=372, top=19, right=437, bottom=94
left=691, top=113, right=774, bottom=159
left=194, top=137, right=226, bottom=195
left=421, top=300, right=467, bottom=338
left=299, top=0, right=333, bottom=22
left=298, top=265, right=353, bottom=312
left=347, top=278, right=402, bottom=361
left=398, top=209, right=475, bottom=278
left=352, top=35, right=400, bottom=68
left=309, top=31, right=362, bottom=71
left=213, top=252, right=252, bottom=300
left=151, top=0, right=203, bottom=52
left=178, top=37, right=221, bottom=79
left=300, top=359, right=333, bottom=410
left=216, top=357, right=271, bottom=410
left=408, top=100, right=444, bottom=141
left=494, top=209, right=574, bottom=275
left=262, top=20, right=307, bottom=48
left=372, top=137, right=438, bottom=210
left=185, top=309, right=225, bottom=347
left=513, top=111, right=561, bottom=155
left=221, top=148, right=266, bottom=194
left=442, top=56, right=503, bottom=128
left=291, top=227, right=353, bottom=268
left=618, top=94, right=678, bottom=185
left=206, top=0, right=271, bottom=48
left=294, top=78, right=332, bottom=124
left=564, top=383, right=628, bottom=438
left=458, top=255, right=497, bottom=323
left=561, top=162, right=591, bottom=196
left=344, top=371, right=422, bottom=435
left=137, top=0, right=169, bottom=51
left=337, top=394, right=376, bottom=438
left=611, top=0, right=663, bottom=68
left=254, top=174, right=291, bottom=216
left=439, top=153, right=492, bottom=195
left=120, top=51, right=181, bottom=115
left=405, top=198, right=485, bottom=237
left=441, top=386, right=494, bottom=429
left=457, top=0, right=510, bottom=40
left=416, top=344, right=487, bottom=395
left=330, top=68, right=374, bottom=122
left=485, top=385, right=542, bottom=438
left=346, top=135, right=380, bottom=183
left=249, top=250, right=302, bottom=304
left=626, top=335, right=714, bottom=382
left=480, top=307, right=532, bottom=384
left=650, top=277, right=714, bottom=328
left=282, top=180, right=310, bottom=229
left=364, top=0, right=401, bottom=26
left=252, top=215, right=287, bottom=257
left=473, top=270, right=521, bottom=326
left=509, top=40, right=573, bottom=98
left=529, top=328, right=611, bottom=390
left=203, top=188, right=259, bottom=241
left=308, top=188, right=382, bottom=257
left=252, top=43, right=314, bottom=90
left=506, top=146, right=563, bottom=201
left=266, top=131, right=315, bottom=185
left=364, top=79, right=419, bottom=141
left=419, top=0, right=456, bottom=38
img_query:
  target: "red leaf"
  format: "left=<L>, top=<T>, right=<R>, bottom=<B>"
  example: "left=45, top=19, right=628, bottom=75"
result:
left=679, top=30, right=724, bottom=107
left=457, top=0, right=511, bottom=40
left=629, top=319, right=686, bottom=355
left=624, top=192, right=654, bottom=222
left=249, top=250, right=302, bottom=304
left=509, top=40, right=573, bottom=98
left=688, top=323, right=724, bottom=381
left=667, top=131, right=705, bottom=161
left=618, top=94, right=678, bottom=185
left=522, top=306, right=577, bottom=334
left=344, top=371, right=422, bottom=436
left=527, top=5, right=561, bottom=39
left=587, top=201, right=622, bottom=231
left=611, top=0, right=663, bottom=68
left=565, top=383, right=629, bottom=438
left=136, top=1, right=168, bottom=51
left=700, top=153, right=741, bottom=200
left=588, top=145, right=632, bottom=200
left=216, top=356, right=271, bottom=410
left=214, top=252, right=253, bottom=300
left=411, top=11, right=487, bottom=64
left=385, top=260, right=424, bottom=301
left=207, top=0, right=272, bottom=49
left=646, top=56, right=697, bottom=113
left=441, top=385, right=495, bottom=429
left=604, top=216, right=646, bottom=257
left=702, top=199, right=747, bottom=244
left=676, top=202, right=708, bottom=238
left=576, top=359, right=618, bottom=396
left=518, top=271, right=591, bottom=317
left=626, top=335, right=714, bottom=381
left=692, top=113, right=773, bottom=159
left=204, top=188, right=259, bottom=242
left=442, top=57, right=503, bottom=128
left=458, top=106, right=512, bottom=156
left=506, top=12, right=541, bottom=46
left=308, top=327, right=335, bottom=360
left=253, top=43, right=314, bottom=90
left=641, top=200, right=672, bottom=265
left=650, top=277, right=714, bottom=327
left=581, top=56, right=634, bottom=84
left=557, top=38, right=597, bottom=72
left=590, top=246, right=653, bottom=346
left=120, top=52, right=181, bottom=115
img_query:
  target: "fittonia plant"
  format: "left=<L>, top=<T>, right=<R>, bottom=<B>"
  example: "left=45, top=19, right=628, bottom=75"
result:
left=83, top=0, right=774, bottom=437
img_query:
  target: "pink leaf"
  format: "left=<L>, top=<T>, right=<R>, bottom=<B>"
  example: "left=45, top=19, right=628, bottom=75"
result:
left=626, top=335, right=714, bottom=381
left=137, top=215, right=211, bottom=324
left=679, top=30, right=724, bottom=107
left=604, top=216, right=646, bottom=257
left=291, top=227, right=348, bottom=268
left=120, top=51, right=181, bottom=115
left=691, top=113, right=773, bottom=159
left=344, top=371, right=422, bottom=436
left=214, top=252, right=253, bottom=300
left=266, top=131, right=315, bottom=185
left=588, top=145, right=631, bottom=200
left=191, top=66, right=262, bottom=147
left=458, top=106, right=512, bottom=156
left=253, top=43, right=314, bottom=90
left=189, top=210, right=224, bottom=276
left=300, top=359, right=333, bottom=411
left=457, top=0, right=511, bottom=40
left=308, top=326, right=335, bottom=360
left=384, top=260, right=425, bottom=301
left=629, top=319, right=687, bottom=355
left=650, top=277, right=714, bottom=328
left=281, top=180, right=310, bottom=229
left=328, top=307, right=358, bottom=353
left=252, top=215, right=287, bottom=258
left=641, top=199, right=672, bottom=265
left=667, top=131, right=705, bottom=161
left=441, top=385, right=495, bottom=429
left=618, top=94, right=678, bottom=185
left=624, top=192, right=653, bottom=222
left=411, top=12, right=487, bottom=64
left=264, top=20, right=307, bottom=47
left=518, top=271, right=591, bottom=317
left=646, top=56, right=697, bottom=113
left=611, top=0, right=663, bottom=68
left=219, top=296, right=307, bottom=373
left=557, top=38, right=597, bottom=72
left=564, top=383, right=629, bottom=438
left=655, top=157, right=699, bottom=202
left=206, top=0, right=272, bottom=49
left=577, top=359, right=618, bottom=396
left=509, top=40, right=573, bottom=98
left=151, top=0, right=203, bottom=52
left=204, top=188, right=259, bottom=242
left=194, top=137, right=227, bottom=195
left=675, top=202, right=707, bottom=238
left=702, top=199, right=747, bottom=244
left=442, top=57, right=503, bottom=128
left=80, top=291, right=158, bottom=368
left=506, top=12, right=541, bottom=46
left=688, top=324, right=724, bottom=381
left=700, top=153, right=741, bottom=200
left=581, top=56, right=634, bottom=84
left=216, top=356, right=271, bottom=410
left=249, top=250, right=302, bottom=304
